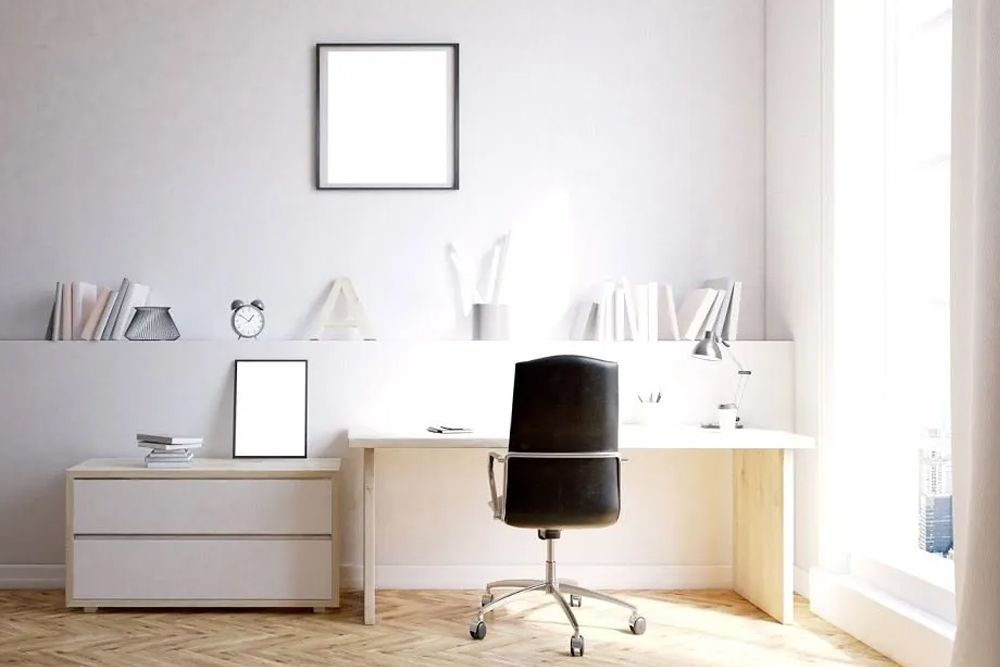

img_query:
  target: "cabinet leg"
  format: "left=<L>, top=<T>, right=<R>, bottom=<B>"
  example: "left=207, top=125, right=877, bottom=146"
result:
left=83, top=607, right=98, bottom=614
left=313, top=606, right=326, bottom=614
left=363, top=447, right=376, bottom=625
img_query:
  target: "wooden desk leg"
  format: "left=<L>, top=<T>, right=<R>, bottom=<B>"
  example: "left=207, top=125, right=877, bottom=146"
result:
left=733, top=449, right=794, bottom=624
left=363, top=447, right=376, bottom=625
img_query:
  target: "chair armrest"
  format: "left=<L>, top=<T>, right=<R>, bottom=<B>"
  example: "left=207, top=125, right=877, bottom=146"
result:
left=487, top=451, right=507, bottom=520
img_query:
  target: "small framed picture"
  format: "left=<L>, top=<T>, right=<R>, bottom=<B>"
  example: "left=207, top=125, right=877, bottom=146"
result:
left=316, top=43, right=459, bottom=190
left=232, top=360, right=308, bottom=458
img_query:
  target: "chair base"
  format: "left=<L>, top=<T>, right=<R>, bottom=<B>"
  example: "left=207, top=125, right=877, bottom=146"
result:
left=469, top=537, right=645, bottom=656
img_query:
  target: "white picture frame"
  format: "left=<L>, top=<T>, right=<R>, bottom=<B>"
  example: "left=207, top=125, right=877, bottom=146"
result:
left=233, top=360, right=308, bottom=458
left=316, top=43, right=459, bottom=190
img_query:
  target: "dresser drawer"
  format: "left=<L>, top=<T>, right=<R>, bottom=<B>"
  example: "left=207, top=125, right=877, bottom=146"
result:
left=71, top=538, right=332, bottom=600
left=72, top=479, right=333, bottom=535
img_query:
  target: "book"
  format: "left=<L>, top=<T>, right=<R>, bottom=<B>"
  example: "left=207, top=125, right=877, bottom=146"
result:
left=722, top=280, right=742, bottom=341
left=136, top=433, right=203, bottom=445
left=145, top=450, right=194, bottom=460
left=633, top=283, right=649, bottom=342
left=138, top=441, right=203, bottom=451
left=703, top=277, right=735, bottom=337
left=60, top=281, right=73, bottom=341
left=701, top=290, right=724, bottom=339
left=620, top=278, right=640, bottom=341
left=676, top=288, right=718, bottom=340
left=80, top=287, right=112, bottom=341
left=595, top=281, right=614, bottom=342
left=145, top=461, right=194, bottom=469
left=658, top=284, right=680, bottom=340
left=613, top=286, right=626, bottom=341
left=570, top=301, right=597, bottom=340
left=71, top=281, right=98, bottom=340
left=92, top=290, right=118, bottom=341
left=46, top=282, right=63, bottom=341
left=101, top=278, right=130, bottom=340
left=110, top=281, right=150, bottom=340
left=645, top=282, right=659, bottom=341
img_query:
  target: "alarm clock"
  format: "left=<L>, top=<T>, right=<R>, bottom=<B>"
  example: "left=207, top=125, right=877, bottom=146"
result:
left=230, top=299, right=265, bottom=339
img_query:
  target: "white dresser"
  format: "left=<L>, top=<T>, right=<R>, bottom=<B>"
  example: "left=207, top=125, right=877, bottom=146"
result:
left=66, top=458, right=340, bottom=612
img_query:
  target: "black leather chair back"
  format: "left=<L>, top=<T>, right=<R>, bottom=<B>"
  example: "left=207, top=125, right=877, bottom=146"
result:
left=503, top=355, right=621, bottom=529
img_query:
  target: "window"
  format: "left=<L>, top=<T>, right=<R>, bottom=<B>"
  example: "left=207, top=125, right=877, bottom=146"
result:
left=829, top=0, right=953, bottom=588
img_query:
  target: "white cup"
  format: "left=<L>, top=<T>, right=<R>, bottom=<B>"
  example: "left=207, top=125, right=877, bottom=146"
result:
left=717, top=403, right=738, bottom=431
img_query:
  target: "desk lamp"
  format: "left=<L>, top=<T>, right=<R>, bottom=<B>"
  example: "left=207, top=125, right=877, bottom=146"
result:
left=691, top=331, right=752, bottom=429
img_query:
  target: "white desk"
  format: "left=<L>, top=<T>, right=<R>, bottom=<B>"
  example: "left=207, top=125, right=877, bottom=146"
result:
left=348, top=426, right=813, bottom=626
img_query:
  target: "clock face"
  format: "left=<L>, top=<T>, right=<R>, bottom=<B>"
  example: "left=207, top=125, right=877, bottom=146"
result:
left=232, top=305, right=264, bottom=338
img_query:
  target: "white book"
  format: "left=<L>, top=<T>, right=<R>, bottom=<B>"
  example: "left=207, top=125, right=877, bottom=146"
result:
left=92, top=290, right=118, bottom=341
left=138, top=441, right=203, bottom=451
left=676, top=288, right=718, bottom=340
left=722, top=280, right=743, bottom=341
left=633, top=284, right=649, bottom=342
left=595, top=282, right=614, bottom=342
left=570, top=302, right=597, bottom=341
left=619, top=278, right=640, bottom=341
left=80, top=287, right=112, bottom=341
left=658, top=284, right=680, bottom=340
left=137, top=433, right=203, bottom=445
left=700, top=290, right=724, bottom=339
left=646, top=282, right=659, bottom=341
left=613, top=287, right=626, bottom=341
left=110, top=282, right=150, bottom=340
left=71, top=281, right=98, bottom=340
left=47, top=282, right=63, bottom=341
left=60, top=282, right=73, bottom=341
left=145, top=461, right=194, bottom=469
left=101, top=278, right=130, bottom=340
left=703, top=277, right=735, bottom=337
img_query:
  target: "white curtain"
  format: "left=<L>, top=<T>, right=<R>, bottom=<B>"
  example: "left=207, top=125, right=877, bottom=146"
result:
left=951, top=1, right=1000, bottom=665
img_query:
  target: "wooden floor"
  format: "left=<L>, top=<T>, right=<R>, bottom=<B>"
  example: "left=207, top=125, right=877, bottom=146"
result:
left=0, top=589, right=893, bottom=666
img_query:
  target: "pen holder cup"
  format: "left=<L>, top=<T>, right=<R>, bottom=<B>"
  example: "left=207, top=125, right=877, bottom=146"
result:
left=632, top=402, right=671, bottom=427
left=472, top=303, right=510, bottom=341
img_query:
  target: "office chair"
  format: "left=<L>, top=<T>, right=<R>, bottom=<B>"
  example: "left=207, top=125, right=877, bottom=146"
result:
left=468, top=355, right=645, bottom=657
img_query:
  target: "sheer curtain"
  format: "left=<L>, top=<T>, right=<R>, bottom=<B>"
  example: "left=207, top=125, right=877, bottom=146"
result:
left=950, top=1, right=1000, bottom=664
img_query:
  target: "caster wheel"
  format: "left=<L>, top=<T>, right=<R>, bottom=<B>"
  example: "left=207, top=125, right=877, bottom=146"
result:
left=569, top=594, right=582, bottom=608
left=629, top=613, right=647, bottom=635
left=481, top=593, right=493, bottom=607
left=469, top=620, right=487, bottom=640
left=570, top=634, right=585, bottom=657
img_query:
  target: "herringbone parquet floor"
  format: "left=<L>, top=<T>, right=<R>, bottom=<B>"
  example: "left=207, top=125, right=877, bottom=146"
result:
left=0, top=589, right=893, bottom=666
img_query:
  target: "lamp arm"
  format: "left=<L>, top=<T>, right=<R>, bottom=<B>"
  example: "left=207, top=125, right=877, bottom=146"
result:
left=722, top=341, right=752, bottom=411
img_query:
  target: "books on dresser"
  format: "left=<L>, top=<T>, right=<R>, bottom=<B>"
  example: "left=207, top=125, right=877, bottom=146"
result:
left=137, top=433, right=203, bottom=469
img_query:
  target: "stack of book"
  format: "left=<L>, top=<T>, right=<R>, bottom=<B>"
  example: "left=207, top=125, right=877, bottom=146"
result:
left=137, top=433, right=203, bottom=468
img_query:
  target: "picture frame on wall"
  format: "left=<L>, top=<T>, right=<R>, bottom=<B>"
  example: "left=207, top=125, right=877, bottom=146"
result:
left=315, top=43, right=459, bottom=190
left=232, top=359, right=308, bottom=458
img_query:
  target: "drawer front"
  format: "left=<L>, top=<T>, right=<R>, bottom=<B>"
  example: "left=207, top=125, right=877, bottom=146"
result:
left=73, top=479, right=332, bottom=535
left=72, top=538, right=332, bottom=600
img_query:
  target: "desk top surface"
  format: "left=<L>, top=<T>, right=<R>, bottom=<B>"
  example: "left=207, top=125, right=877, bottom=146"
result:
left=348, top=425, right=813, bottom=450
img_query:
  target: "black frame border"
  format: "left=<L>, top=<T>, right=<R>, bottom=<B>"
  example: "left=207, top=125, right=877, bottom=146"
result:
left=314, top=42, right=460, bottom=191
left=232, top=359, right=309, bottom=459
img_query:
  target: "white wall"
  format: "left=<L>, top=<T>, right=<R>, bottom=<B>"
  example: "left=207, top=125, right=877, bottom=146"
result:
left=0, top=0, right=765, bottom=342
left=764, top=0, right=825, bottom=592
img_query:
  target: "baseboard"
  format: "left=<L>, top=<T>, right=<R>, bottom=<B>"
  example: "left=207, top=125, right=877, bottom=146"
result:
left=0, top=565, right=65, bottom=589
left=809, top=567, right=954, bottom=667
left=1, top=563, right=732, bottom=593
left=793, top=565, right=810, bottom=598
left=340, top=564, right=732, bottom=591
